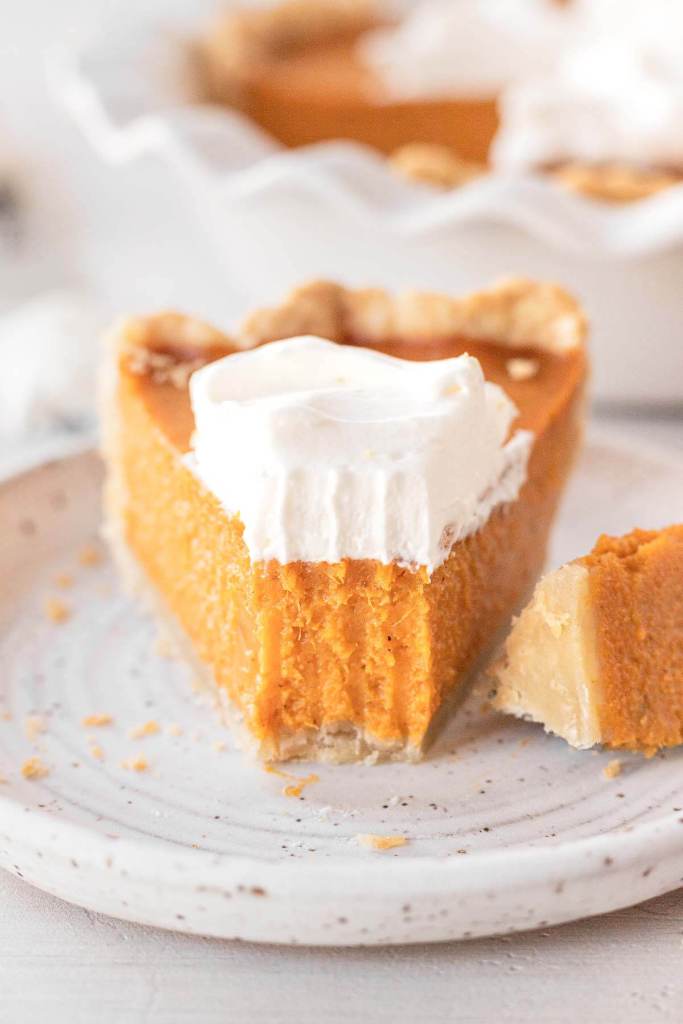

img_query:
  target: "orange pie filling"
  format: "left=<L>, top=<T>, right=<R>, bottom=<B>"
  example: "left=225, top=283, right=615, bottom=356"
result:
left=493, top=526, right=683, bottom=754
left=103, top=279, right=587, bottom=762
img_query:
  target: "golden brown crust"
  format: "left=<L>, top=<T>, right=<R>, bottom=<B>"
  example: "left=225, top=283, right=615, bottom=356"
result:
left=552, top=162, right=683, bottom=203
left=391, top=143, right=683, bottom=203
left=112, top=278, right=587, bottom=393
left=200, top=0, right=381, bottom=102
left=389, top=144, right=486, bottom=190
left=112, top=313, right=238, bottom=389
left=238, top=278, right=587, bottom=355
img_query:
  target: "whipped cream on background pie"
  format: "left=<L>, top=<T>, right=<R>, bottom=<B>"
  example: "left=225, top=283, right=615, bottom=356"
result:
left=494, top=0, right=683, bottom=173
left=358, top=0, right=569, bottom=100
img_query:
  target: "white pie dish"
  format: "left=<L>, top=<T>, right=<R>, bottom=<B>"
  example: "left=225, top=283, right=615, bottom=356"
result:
left=53, top=7, right=683, bottom=405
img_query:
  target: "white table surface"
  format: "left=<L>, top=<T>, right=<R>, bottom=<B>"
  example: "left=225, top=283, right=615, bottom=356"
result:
left=1, top=412, right=682, bottom=1024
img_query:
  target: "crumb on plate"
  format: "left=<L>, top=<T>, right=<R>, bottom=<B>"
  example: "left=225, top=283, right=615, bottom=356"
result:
left=89, top=744, right=105, bottom=761
left=82, top=713, right=113, bottom=728
left=121, top=755, right=149, bottom=772
left=79, top=543, right=102, bottom=567
left=24, top=715, right=47, bottom=741
left=265, top=764, right=319, bottom=798
left=356, top=834, right=408, bottom=851
left=45, top=598, right=70, bottom=624
left=166, top=723, right=183, bottom=737
left=54, top=572, right=74, bottom=589
left=21, top=756, right=49, bottom=780
left=603, top=758, right=622, bottom=780
left=128, top=720, right=160, bottom=740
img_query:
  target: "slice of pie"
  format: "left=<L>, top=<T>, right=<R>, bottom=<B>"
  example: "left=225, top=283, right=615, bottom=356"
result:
left=492, top=526, right=683, bottom=753
left=102, top=277, right=587, bottom=762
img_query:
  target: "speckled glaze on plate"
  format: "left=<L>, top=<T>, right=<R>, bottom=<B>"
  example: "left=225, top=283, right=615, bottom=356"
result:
left=1, top=434, right=682, bottom=946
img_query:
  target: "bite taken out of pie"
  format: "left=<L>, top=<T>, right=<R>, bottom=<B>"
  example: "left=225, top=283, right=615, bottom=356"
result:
left=492, top=526, right=683, bottom=754
left=102, top=277, right=587, bottom=763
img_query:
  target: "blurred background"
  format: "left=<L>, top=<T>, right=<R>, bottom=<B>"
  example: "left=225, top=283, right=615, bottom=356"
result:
left=2, top=0, right=682, bottom=456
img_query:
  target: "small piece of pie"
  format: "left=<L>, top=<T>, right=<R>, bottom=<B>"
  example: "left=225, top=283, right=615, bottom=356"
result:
left=492, top=526, right=683, bottom=753
left=102, top=277, right=587, bottom=762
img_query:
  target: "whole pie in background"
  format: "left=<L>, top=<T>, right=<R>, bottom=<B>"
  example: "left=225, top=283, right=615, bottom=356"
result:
left=198, top=0, right=683, bottom=200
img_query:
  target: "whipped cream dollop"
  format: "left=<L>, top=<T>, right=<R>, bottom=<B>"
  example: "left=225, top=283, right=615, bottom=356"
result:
left=359, top=0, right=572, bottom=100
left=493, top=0, right=683, bottom=170
left=188, top=336, right=532, bottom=573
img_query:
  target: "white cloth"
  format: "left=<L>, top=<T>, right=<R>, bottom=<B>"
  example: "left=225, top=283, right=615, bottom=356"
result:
left=2, top=290, right=105, bottom=442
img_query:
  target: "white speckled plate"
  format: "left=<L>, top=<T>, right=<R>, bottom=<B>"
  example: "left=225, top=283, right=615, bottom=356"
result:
left=1, top=433, right=682, bottom=945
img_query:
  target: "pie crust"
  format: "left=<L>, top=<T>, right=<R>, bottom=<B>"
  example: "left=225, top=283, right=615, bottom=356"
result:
left=390, top=144, right=683, bottom=203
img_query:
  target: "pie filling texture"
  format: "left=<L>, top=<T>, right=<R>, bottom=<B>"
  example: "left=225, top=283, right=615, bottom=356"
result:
left=103, top=279, right=587, bottom=762
left=493, top=526, right=683, bottom=754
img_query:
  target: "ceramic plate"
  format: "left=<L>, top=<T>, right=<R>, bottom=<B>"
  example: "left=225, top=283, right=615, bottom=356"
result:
left=1, top=434, right=682, bottom=946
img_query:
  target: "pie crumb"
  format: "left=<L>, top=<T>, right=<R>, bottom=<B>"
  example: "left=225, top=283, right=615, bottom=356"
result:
left=24, top=715, right=47, bottom=741
left=45, top=598, right=71, bottom=624
left=167, top=723, right=183, bottom=737
left=82, top=713, right=113, bottom=728
left=121, top=754, right=149, bottom=772
left=79, top=543, right=102, bottom=567
left=265, top=764, right=319, bottom=798
left=128, top=720, right=160, bottom=739
left=282, top=773, right=319, bottom=798
left=54, top=572, right=74, bottom=589
left=356, top=834, right=408, bottom=851
left=0, top=710, right=11, bottom=722
left=212, top=739, right=227, bottom=753
left=506, top=357, right=540, bottom=382
left=21, top=756, right=49, bottom=780
left=154, top=635, right=175, bottom=658
left=603, top=758, right=622, bottom=780
left=89, top=744, right=105, bottom=761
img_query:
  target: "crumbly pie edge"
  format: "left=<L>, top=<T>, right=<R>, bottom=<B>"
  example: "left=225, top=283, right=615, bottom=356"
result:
left=199, top=0, right=380, bottom=98
left=114, top=277, right=587, bottom=377
left=390, top=143, right=683, bottom=204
